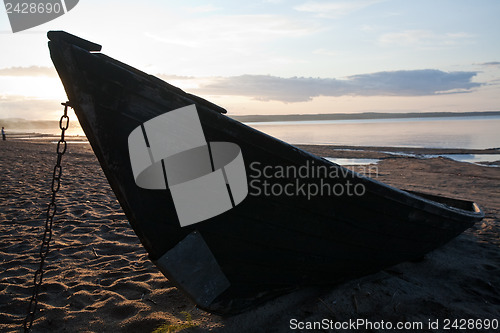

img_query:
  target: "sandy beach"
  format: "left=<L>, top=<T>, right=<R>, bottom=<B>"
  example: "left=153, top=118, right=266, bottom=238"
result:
left=0, top=139, right=499, bottom=332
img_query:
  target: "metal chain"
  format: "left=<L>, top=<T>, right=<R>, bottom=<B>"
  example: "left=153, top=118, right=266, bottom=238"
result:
left=23, top=102, right=71, bottom=332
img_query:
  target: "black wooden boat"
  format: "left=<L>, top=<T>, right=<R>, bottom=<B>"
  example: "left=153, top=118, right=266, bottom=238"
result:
left=48, top=31, right=484, bottom=314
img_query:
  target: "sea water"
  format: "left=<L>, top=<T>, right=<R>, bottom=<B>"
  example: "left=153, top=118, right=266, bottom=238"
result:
left=246, top=115, right=500, bottom=150
left=8, top=115, right=500, bottom=149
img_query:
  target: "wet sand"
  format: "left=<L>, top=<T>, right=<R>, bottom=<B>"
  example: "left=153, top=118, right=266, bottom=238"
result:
left=0, top=140, right=499, bottom=332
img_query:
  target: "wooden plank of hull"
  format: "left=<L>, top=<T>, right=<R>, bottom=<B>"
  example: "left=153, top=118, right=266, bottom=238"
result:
left=48, top=31, right=484, bottom=314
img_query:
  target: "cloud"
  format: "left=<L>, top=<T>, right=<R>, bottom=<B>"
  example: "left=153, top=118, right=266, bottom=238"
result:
left=145, top=14, right=319, bottom=50
left=479, top=61, right=500, bottom=66
left=312, top=48, right=339, bottom=56
left=196, top=75, right=341, bottom=102
left=0, top=66, right=57, bottom=77
left=294, top=0, right=384, bottom=18
left=346, top=70, right=480, bottom=96
left=190, top=69, right=481, bottom=102
left=156, top=74, right=195, bottom=81
left=0, top=94, right=61, bottom=119
left=379, top=30, right=475, bottom=49
left=183, top=4, right=220, bottom=13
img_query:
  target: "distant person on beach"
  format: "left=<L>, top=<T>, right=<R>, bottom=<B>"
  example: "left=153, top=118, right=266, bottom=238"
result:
left=1, top=127, right=5, bottom=141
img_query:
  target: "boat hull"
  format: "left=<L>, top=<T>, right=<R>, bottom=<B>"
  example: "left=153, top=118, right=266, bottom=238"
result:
left=48, top=31, right=484, bottom=314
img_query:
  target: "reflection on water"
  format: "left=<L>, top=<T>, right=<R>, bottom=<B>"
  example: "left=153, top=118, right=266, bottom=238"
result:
left=325, top=153, right=500, bottom=167
left=247, top=116, right=500, bottom=149
left=7, top=125, right=84, bottom=138
left=428, top=154, right=500, bottom=165
left=7, top=116, right=500, bottom=150
left=324, top=158, right=380, bottom=165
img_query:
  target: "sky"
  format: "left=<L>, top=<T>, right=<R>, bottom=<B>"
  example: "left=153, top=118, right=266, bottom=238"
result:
left=1, top=0, right=500, bottom=120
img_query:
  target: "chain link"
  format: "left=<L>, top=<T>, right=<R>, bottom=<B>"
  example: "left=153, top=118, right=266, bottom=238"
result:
left=23, top=102, right=71, bottom=332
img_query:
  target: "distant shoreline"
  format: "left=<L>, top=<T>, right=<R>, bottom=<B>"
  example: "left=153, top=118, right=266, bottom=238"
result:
left=231, top=111, right=500, bottom=123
